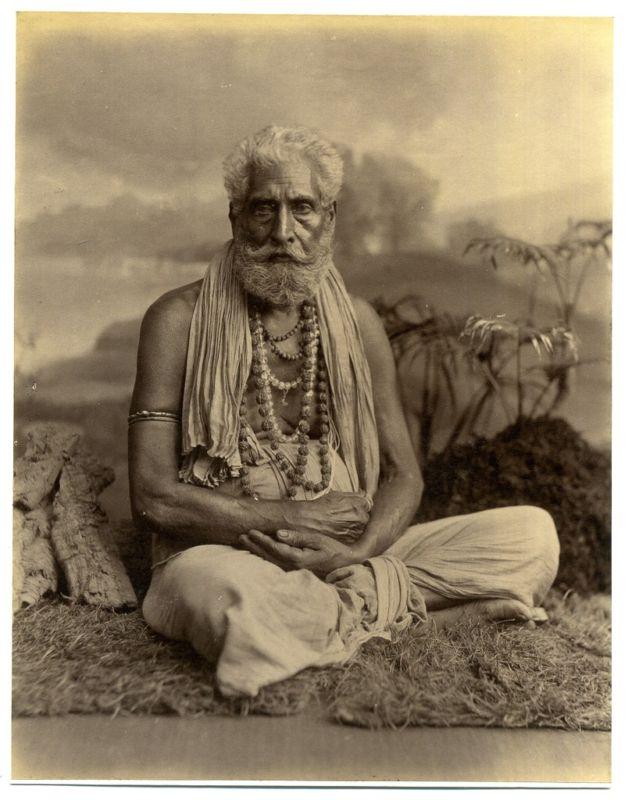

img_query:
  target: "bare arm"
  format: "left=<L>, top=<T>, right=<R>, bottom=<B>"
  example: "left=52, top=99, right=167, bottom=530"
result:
left=129, top=288, right=368, bottom=546
left=349, top=297, right=423, bottom=559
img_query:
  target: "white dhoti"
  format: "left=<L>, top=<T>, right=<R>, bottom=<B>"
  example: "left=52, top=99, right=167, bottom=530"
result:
left=143, top=504, right=559, bottom=698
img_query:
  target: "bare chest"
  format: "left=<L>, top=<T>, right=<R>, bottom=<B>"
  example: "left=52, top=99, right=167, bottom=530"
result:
left=244, top=346, right=324, bottom=437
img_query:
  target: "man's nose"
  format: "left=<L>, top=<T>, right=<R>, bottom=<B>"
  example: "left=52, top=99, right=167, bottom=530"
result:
left=270, top=205, right=296, bottom=245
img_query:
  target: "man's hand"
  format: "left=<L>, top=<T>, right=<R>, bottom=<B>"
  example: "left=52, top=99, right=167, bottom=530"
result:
left=281, top=491, right=371, bottom=542
left=239, top=529, right=364, bottom=577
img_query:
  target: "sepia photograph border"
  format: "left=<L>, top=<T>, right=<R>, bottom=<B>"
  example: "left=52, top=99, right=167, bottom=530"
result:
left=3, top=0, right=622, bottom=795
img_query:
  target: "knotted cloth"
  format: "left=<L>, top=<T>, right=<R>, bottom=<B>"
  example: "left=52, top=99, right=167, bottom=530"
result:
left=179, top=241, right=380, bottom=496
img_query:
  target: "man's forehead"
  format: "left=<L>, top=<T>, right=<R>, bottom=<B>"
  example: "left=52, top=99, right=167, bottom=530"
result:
left=247, top=159, right=320, bottom=200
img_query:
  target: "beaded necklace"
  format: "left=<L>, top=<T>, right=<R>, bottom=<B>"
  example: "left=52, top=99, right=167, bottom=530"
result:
left=238, top=299, right=332, bottom=500
left=260, top=313, right=303, bottom=362
left=265, top=316, right=304, bottom=342
left=266, top=336, right=303, bottom=362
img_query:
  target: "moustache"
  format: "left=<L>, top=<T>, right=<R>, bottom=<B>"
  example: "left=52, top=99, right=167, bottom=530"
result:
left=242, top=242, right=314, bottom=265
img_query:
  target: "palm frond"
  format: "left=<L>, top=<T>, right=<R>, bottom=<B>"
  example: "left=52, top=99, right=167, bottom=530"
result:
left=461, top=315, right=518, bottom=353
left=464, top=236, right=561, bottom=273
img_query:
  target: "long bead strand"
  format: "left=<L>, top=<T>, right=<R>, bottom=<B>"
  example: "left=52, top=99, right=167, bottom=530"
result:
left=238, top=300, right=330, bottom=500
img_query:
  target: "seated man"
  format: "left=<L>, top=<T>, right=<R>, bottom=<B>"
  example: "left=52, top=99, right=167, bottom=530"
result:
left=130, top=125, right=559, bottom=697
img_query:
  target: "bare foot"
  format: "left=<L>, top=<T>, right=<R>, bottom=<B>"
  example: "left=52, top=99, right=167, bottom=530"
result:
left=429, top=598, right=548, bottom=631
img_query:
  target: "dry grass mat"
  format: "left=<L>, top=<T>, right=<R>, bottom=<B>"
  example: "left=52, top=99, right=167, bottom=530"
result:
left=13, top=591, right=610, bottom=730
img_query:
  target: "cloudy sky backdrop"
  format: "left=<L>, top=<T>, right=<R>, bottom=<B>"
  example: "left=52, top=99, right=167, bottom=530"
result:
left=15, top=13, right=612, bottom=370
left=18, top=14, right=611, bottom=218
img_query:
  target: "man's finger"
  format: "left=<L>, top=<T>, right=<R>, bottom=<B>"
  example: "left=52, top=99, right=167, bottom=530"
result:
left=240, top=535, right=286, bottom=568
left=276, top=529, right=322, bottom=549
left=240, top=534, right=269, bottom=560
left=247, top=530, right=303, bottom=562
left=325, top=566, right=355, bottom=584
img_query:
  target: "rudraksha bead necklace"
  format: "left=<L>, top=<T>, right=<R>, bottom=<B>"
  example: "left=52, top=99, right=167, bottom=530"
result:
left=264, top=316, right=304, bottom=342
left=259, top=312, right=304, bottom=361
left=266, top=336, right=303, bottom=362
left=238, top=300, right=333, bottom=500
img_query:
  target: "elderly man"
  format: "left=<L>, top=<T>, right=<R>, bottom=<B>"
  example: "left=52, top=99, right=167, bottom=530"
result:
left=130, top=125, right=559, bottom=697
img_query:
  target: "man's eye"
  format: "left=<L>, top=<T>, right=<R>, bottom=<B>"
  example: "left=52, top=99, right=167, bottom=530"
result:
left=293, top=203, right=313, bottom=215
left=253, top=205, right=274, bottom=217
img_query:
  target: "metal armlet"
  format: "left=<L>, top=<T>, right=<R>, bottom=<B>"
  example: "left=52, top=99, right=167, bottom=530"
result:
left=127, top=410, right=181, bottom=426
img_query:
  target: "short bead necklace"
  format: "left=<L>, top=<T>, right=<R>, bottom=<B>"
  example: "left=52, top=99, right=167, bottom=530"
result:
left=264, top=316, right=304, bottom=343
left=260, top=313, right=304, bottom=362
left=238, top=299, right=332, bottom=500
left=266, top=337, right=303, bottom=362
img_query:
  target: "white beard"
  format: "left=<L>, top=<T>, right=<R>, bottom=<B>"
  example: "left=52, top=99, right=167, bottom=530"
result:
left=232, top=229, right=334, bottom=307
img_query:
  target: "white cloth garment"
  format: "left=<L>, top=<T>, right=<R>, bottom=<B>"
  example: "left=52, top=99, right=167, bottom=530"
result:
left=179, top=241, right=379, bottom=496
left=143, top=504, right=559, bottom=697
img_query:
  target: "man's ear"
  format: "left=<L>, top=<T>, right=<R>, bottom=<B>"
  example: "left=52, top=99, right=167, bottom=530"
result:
left=327, top=201, right=337, bottom=224
left=228, top=202, right=237, bottom=235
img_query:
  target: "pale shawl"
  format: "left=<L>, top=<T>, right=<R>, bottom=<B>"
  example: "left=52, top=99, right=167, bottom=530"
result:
left=179, top=241, right=379, bottom=496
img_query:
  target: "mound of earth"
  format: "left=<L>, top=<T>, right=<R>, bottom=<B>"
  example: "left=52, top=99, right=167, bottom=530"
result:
left=417, top=416, right=610, bottom=594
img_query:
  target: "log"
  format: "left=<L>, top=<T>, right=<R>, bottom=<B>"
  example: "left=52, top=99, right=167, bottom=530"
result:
left=14, top=424, right=81, bottom=511
left=13, top=423, right=137, bottom=611
left=20, top=537, right=59, bottom=609
left=13, top=509, right=28, bottom=612
left=13, top=505, right=59, bottom=611
left=51, top=460, right=137, bottom=610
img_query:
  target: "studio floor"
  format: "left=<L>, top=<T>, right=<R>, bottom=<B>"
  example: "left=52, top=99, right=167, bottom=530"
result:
left=12, top=713, right=610, bottom=784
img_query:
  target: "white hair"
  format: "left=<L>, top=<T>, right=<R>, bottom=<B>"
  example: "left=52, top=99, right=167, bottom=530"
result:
left=223, top=125, right=344, bottom=213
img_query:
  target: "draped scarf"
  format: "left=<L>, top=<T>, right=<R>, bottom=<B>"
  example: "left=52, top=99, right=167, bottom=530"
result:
left=180, top=241, right=379, bottom=497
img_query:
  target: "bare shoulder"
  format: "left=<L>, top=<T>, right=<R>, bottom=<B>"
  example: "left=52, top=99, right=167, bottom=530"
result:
left=141, top=279, right=202, bottom=339
left=350, top=295, right=389, bottom=349
left=131, top=279, right=202, bottom=411
left=349, top=294, right=398, bottom=385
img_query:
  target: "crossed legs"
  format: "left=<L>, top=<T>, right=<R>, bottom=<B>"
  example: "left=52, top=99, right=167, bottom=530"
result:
left=142, top=505, right=560, bottom=693
left=386, top=505, right=559, bottom=628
